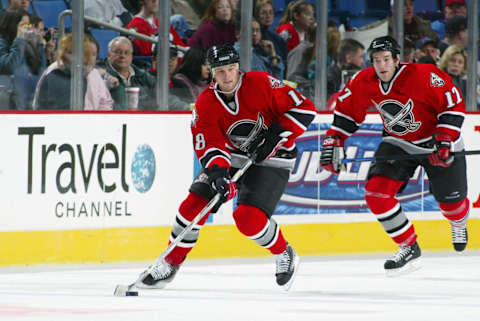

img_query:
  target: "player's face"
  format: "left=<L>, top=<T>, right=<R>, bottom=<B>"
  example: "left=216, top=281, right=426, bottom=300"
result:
left=213, top=63, right=240, bottom=92
left=372, top=51, right=399, bottom=82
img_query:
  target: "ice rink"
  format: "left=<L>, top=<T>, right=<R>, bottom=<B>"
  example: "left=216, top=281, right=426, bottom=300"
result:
left=0, top=252, right=479, bottom=321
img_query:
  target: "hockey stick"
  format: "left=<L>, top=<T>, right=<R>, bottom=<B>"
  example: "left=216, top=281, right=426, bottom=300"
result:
left=114, top=157, right=255, bottom=296
left=342, top=149, right=480, bottom=163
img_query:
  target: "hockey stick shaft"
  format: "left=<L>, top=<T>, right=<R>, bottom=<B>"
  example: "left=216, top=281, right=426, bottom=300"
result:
left=128, top=158, right=254, bottom=290
left=342, top=149, right=480, bottom=163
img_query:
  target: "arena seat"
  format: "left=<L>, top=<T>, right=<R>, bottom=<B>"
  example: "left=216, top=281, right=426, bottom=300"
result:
left=32, top=0, right=68, bottom=28
left=89, top=28, right=120, bottom=60
left=414, top=0, right=440, bottom=13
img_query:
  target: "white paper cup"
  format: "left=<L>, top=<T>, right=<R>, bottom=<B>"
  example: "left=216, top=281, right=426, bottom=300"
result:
left=125, top=87, right=140, bottom=110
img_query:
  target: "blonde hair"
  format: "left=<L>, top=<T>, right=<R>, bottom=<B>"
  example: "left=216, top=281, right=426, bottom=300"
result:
left=278, top=0, right=314, bottom=26
left=56, top=33, right=93, bottom=66
left=438, top=44, right=467, bottom=76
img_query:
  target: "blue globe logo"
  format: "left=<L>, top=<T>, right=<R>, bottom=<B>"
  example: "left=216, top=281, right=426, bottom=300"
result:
left=131, top=144, right=156, bottom=193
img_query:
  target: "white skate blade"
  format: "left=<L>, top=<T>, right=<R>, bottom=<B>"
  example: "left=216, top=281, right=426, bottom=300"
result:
left=281, top=255, right=300, bottom=292
left=385, top=258, right=421, bottom=277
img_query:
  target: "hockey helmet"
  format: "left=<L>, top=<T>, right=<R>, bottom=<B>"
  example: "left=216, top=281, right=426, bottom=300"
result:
left=367, top=36, right=401, bottom=60
left=206, top=44, right=240, bottom=71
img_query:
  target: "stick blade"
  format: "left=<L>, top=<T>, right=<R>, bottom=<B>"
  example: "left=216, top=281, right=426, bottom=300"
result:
left=114, top=284, right=138, bottom=297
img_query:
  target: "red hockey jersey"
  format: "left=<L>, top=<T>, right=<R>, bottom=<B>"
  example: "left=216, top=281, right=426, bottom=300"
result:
left=126, top=16, right=186, bottom=56
left=192, top=71, right=316, bottom=169
left=326, top=63, right=466, bottom=144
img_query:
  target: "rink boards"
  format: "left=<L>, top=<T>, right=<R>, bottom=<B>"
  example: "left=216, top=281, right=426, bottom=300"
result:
left=0, top=112, right=479, bottom=265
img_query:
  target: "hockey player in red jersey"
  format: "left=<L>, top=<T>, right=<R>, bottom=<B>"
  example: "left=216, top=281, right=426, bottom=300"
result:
left=320, top=36, right=470, bottom=276
left=136, top=44, right=316, bottom=290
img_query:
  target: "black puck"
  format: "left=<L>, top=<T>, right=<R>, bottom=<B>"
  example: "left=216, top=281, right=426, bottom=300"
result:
left=125, top=291, right=139, bottom=296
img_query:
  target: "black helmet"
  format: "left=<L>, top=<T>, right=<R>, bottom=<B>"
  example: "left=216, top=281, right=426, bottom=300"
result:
left=206, top=44, right=240, bottom=70
left=367, top=36, right=401, bottom=60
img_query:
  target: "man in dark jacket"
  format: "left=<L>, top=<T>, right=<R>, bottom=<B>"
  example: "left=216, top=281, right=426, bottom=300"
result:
left=105, top=36, right=156, bottom=110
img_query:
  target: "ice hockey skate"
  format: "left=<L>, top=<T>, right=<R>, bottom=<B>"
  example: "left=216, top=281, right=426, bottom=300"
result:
left=135, top=259, right=181, bottom=289
left=450, top=222, right=468, bottom=252
left=384, top=241, right=421, bottom=277
left=275, top=243, right=300, bottom=291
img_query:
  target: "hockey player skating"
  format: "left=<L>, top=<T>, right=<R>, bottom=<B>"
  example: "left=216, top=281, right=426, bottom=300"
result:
left=136, top=44, right=316, bottom=290
left=320, top=36, right=470, bottom=276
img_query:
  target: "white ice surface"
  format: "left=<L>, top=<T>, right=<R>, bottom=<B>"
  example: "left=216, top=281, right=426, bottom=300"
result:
left=0, top=252, right=479, bottom=321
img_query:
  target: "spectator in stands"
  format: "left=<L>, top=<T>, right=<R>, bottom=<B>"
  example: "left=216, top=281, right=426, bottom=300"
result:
left=326, top=20, right=341, bottom=67
left=326, top=38, right=365, bottom=99
left=234, top=17, right=285, bottom=79
left=415, top=37, right=440, bottom=64
left=360, top=0, right=439, bottom=49
left=84, top=0, right=133, bottom=27
left=29, top=14, right=56, bottom=65
left=186, top=0, right=236, bottom=50
left=171, top=46, right=209, bottom=103
left=439, top=44, right=467, bottom=97
left=86, top=32, right=119, bottom=91
left=35, top=33, right=93, bottom=110
left=170, top=0, right=201, bottom=39
left=276, top=0, right=315, bottom=52
left=432, top=0, right=466, bottom=40
left=255, top=0, right=288, bottom=67
left=126, top=0, right=187, bottom=56
left=403, top=39, right=416, bottom=62
left=105, top=36, right=156, bottom=110
left=438, top=16, right=468, bottom=56
left=0, top=8, right=46, bottom=76
left=33, top=33, right=113, bottom=110
left=149, top=43, right=191, bottom=110
left=286, top=24, right=319, bottom=100
left=6, top=0, right=30, bottom=11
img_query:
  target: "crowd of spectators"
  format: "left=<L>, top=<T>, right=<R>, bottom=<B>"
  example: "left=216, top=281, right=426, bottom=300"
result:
left=0, top=0, right=479, bottom=110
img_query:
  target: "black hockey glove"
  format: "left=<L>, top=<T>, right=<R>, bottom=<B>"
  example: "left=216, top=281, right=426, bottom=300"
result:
left=428, top=133, right=454, bottom=167
left=205, top=165, right=237, bottom=212
left=247, top=122, right=292, bottom=163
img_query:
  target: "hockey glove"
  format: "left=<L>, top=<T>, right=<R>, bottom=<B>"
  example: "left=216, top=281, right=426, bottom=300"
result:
left=320, top=135, right=345, bottom=174
left=428, top=133, right=454, bottom=167
left=206, top=165, right=238, bottom=210
left=247, top=122, right=292, bottom=163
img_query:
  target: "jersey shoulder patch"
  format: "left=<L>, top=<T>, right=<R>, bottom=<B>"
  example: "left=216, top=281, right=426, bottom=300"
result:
left=268, top=75, right=285, bottom=89
left=430, top=72, right=445, bottom=88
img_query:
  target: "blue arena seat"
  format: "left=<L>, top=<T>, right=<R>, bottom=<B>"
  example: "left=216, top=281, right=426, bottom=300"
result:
left=89, top=28, right=120, bottom=60
left=32, top=0, right=68, bottom=28
left=348, top=15, right=382, bottom=29
left=414, top=0, right=439, bottom=13
left=273, top=0, right=286, bottom=13
left=337, top=0, right=366, bottom=15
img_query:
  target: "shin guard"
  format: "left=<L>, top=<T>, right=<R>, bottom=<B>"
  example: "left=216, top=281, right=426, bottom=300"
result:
left=365, top=175, right=417, bottom=247
left=439, top=198, right=470, bottom=225
left=233, top=204, right=287, bottom=254
left=165, top=192, right=211, bottom=265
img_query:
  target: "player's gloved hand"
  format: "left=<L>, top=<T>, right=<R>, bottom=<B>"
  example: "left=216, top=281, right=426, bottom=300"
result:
left=247, top=122, right=292, bottom=163
left=428, top=133, right=454, bottom=167
left=320, top=135, right=345, bottom=174
left=206, top=165, right=238, bottom=204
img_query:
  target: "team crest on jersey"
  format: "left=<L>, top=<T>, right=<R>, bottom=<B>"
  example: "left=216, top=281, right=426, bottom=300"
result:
left=268, top=75, right=285, bottom=89
left=372, top=99, right=421, bottom=136
left=226, top=113, right=266, bottom=152
left=430, top=72, right=445, bottom=87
